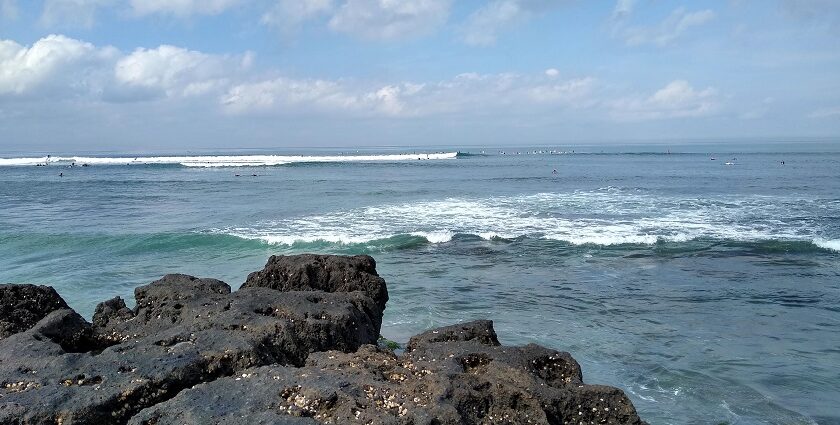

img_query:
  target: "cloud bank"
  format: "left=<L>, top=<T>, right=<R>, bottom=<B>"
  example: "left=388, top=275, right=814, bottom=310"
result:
left=0, top=34, right=724, bottom=124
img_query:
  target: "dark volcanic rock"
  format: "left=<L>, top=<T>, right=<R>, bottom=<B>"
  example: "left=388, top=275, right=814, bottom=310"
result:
left=0, top=284, right=69, bottom=339
left=91, top=296, right=134, bottom=330
left=0, top=269, right=380, bottom=424
left=130, top=320, right=645, bottom=425
left=0, top=255, right=645, bottom=425
left=243, top=254, right=388, bottom=314
left=405, top=319, right=500, bottom=352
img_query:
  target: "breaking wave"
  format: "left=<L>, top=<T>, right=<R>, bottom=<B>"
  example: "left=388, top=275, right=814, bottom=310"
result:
left=213, top=190, right=840, bottom=253
left=0, top=152, right=458, bottom=167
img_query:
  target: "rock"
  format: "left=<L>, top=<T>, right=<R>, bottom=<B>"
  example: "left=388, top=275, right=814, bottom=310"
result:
left=0, top=256, right=646, bottom=425
left=405, top=319, right=500, bottom=352
left=90, top=274, right=380, bottom=358
left=130, top=321, right=645, bottom=425
left=242, top=254, right=388, bottom=328
left=91, top=296, right=134, bottom=330
left=33, top=309, right=104, bottom=353
left=0, top=270, right=380, bottom=424
left=0, top=284, right=69, bottom=339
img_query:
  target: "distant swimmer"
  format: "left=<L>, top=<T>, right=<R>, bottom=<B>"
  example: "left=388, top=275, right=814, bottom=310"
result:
left=552, top=169, right=558, bottom=174
left=781, top=161, right=785, bottom=165
left=59, top=172, right=63, bottom=177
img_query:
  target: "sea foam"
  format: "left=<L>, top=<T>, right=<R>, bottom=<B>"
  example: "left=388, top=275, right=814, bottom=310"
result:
left=215, top=190, right=840, bottom=251
left=0, top=152, right=458, bottom=167
left=814, top=239, right=840, bottom=252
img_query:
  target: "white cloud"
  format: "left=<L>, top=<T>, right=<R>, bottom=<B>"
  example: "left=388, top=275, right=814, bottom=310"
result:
left=40, top=0, right=113, bottom=28
left=221, top=71, right=596, bottom=117
left=219, top=77, right=419, bottom=116
left=1, top=0, right=18, bottom=20
left=261, top=0, right=334, bottom=31
left=461, top=0, right=524, bottom=46
left=129, top=0, right=244, bottom=17
left=221, top=77, right=364, bottom=114
left=0, top=34, right=727, bottom=130
left=0, top=34, right=250, bottom=103
left=115, top=45, right=251, bottom=99
left=611, top=0, right=635, bottom=19
left=527, top=77, right=595, bottom=104
left=328, top=0, right=452, bottom=40
left=609, top=80, right=719, bottom=120
left=612, top=4, right=715, bottom=47
left=0, top=34, right=116, bottom=96
left=461, top=0, right=558, bottom=46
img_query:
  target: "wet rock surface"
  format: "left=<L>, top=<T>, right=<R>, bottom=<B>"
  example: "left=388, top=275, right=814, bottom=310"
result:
left=242, top=254, right=388, bottom=328
left=0, top=255, right=645, bottom=425
left=0, top=284, right=69, bottom=339
left=131, top=320, right=644, bottom=425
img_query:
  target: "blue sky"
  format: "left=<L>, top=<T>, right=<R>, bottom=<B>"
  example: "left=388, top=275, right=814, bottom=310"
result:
left=1, top=0, right=839, bottom=151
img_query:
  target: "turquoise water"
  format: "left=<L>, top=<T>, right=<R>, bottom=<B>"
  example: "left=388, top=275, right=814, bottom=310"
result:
left=1, top=142, right=839, bottom=424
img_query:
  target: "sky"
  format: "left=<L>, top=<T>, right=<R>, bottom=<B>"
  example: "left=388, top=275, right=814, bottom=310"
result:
left=1, top=0, right=839, bottom=151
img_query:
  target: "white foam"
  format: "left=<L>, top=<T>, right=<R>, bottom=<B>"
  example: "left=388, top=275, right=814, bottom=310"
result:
left=0, top=157, right=52, bottom=166
left=814, top=239, right=840, bottom=252
left=0, top=152, right=458, bottom=167
left=227, top=229, right=385, bottom=246
left=410, top=231, right=454, bottom=244
left=216, top=191, right=837, bottom=249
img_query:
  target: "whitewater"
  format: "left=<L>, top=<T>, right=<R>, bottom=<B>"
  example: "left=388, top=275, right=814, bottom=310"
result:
left=0, top=152, right=458, bottom=167
left=216, top=191, right=840, bottom=252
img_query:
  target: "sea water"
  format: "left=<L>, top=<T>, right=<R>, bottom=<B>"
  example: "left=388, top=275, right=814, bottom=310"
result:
left=0, top=142, right=838, bottom=424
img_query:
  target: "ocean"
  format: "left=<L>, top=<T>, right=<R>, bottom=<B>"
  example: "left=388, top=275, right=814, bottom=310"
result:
left=1, top=141, right=838, bottom=424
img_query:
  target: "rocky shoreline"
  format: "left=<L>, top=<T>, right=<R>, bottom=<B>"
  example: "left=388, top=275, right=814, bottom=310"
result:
left=0, top=254, right=645, bottom=424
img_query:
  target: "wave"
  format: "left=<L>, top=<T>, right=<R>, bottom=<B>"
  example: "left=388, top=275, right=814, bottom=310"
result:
left=3, top=190, right=835, bottom=255
left=1, top=230, right=836, bottom=259
left=0, top=232, right=266, bottom=254
left=814, top=238, right=840, bottom=252
left=0, top=152, right=458, bottom=167
left=219, top=232, right=839, bottom=254
left=212, top=191, right=840, bottom=254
